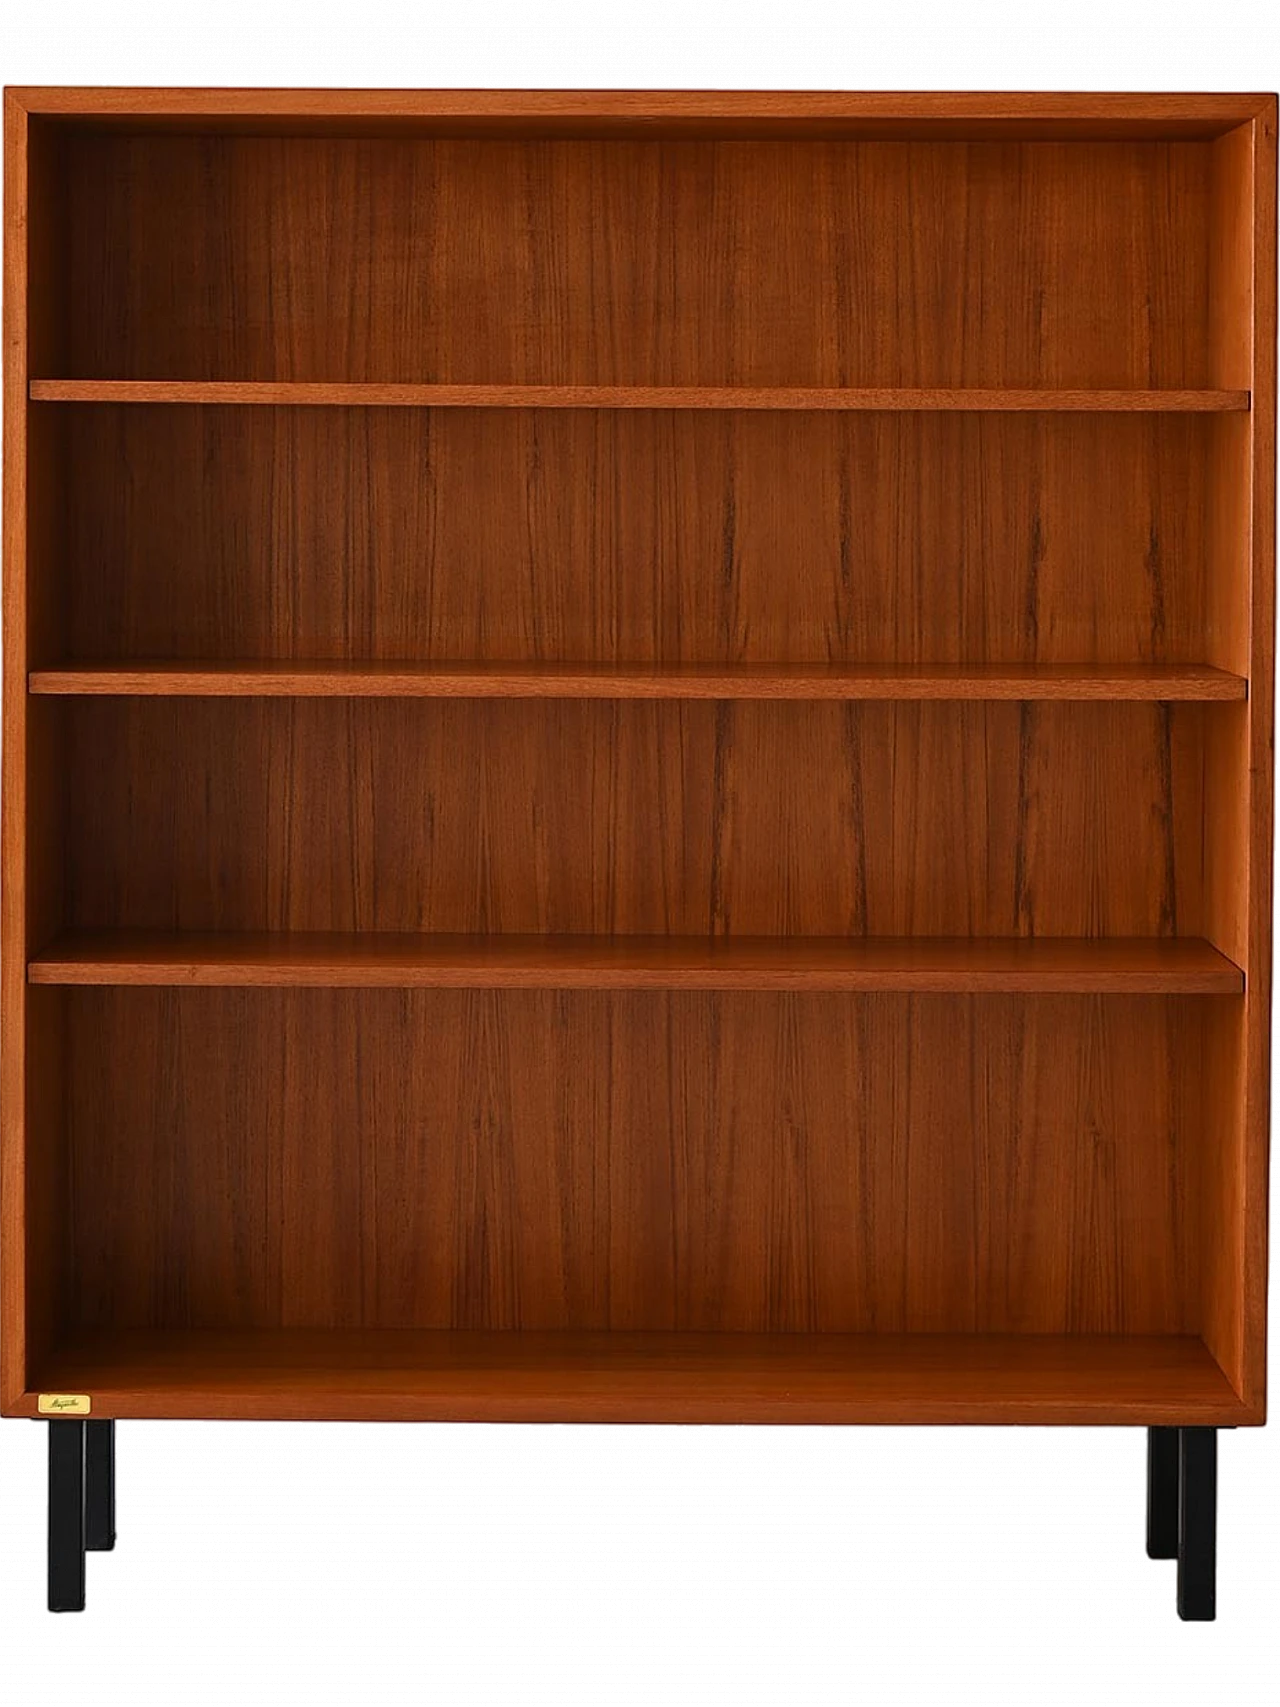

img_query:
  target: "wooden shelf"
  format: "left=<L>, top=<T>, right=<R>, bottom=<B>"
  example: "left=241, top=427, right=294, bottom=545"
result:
left=28, top=380, right=1252, bottom=411
left=29, top=931, right=1246, bottom=993
left=29, top=662, right=1250, bottom=701
left=11, top=88, right=1270, bottom=139
left=24, top=1329, right=1248, bottom=1424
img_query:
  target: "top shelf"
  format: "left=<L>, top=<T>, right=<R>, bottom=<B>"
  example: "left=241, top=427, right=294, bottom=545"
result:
left=14, top=88, right=1272, bottom=140
left=28, top=382, right=1252, bottom=412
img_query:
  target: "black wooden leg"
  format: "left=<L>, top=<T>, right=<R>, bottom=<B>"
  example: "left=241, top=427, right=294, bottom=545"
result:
left=85, top=1421, right=116, bottom=1552
left=1178, top=1427, right=1217, bottom=1621
left=47, top=1421, right=86, bottom=1612
left=1147, top=1427, right=1179, bottom=1559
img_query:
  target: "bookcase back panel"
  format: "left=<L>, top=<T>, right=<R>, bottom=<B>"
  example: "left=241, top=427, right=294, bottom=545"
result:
left=62, top=697, right=1204, bottom=938
left=60, top=987, right=1203, bottom=1337
left=52, top=135, right=1210, bottom=387
left=54, top=406, right=1212, bottom=666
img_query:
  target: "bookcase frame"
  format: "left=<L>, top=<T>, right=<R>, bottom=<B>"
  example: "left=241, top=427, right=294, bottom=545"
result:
left=2, top=88, right=1276, bottom=1616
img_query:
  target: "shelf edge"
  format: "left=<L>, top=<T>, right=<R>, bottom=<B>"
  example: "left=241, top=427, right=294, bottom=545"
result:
left=28, top=380, right=1253, bottom=412
left=28, top=665, right=1251, bottom=702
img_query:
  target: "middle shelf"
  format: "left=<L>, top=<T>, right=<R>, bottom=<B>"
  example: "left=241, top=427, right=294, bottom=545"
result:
left=28, top=932, right=1245, bottom=993
left=29, top=663, right=1249, bottom=701
left=28, top=381, right=1254, bottom=410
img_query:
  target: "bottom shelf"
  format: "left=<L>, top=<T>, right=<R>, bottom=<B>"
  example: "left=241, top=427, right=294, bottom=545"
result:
left=24, top=1330, right=1249, bottom=1425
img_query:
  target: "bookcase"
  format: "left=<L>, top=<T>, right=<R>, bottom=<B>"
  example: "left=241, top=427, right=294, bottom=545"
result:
left=2, top=88, right=1275, bottom=1619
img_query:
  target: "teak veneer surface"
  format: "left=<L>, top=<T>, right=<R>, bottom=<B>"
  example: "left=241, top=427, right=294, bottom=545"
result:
left=9, top=88, right=1273, bottom=136
left=29, top=663, right=1249, bottom=700
left=49, top=134, right=1219, bottom=387
left=29, top=382, right=1251, bottom=409
left=1198, top=108, right=1276, bottom=1413
left=26, top=1330, right=1247, bottom=1425
left=49, top=408, right=1219, bottom=667
left=3, top=90, right=1274, bottom=1427
left=61, top=988, right=1206, bottom=1338
left=61, top=698, right=1206, bottom=938
left=28, top=931, right=1245, bottom=993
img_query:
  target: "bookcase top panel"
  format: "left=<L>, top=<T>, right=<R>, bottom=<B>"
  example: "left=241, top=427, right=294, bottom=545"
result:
left=9, top=87, right=1274, bottom=140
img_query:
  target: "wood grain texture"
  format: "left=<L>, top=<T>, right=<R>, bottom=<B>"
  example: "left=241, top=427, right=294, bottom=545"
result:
left=52, top=407, right=1216, bottom=668
left=1210, top=124, right=1257, bottom=392
left=60, top=988, right=1206, bottom=1339
left=23, top=1330, right=1249, bottom=1425
left=53, top=136, right=1214, bottom=387
left=1205, top=417, right=1253, bottom=681
left=31, top=382, right=1250, bottom=409
left=1, top=91, right=30, bottom=1410
left=61, top=698, right=1205, bottom=938
left=22, top=988, right=66, bottom=1377
left=1216, top=105, right=1276, bottom=1413
left=29, top=662, right=1249, bottom=700
left=0, top=100, right=65, bottom=1414
left=28, top=931, right=1245, bottom=993
left=1241, top=102, right=1278, bottom=1415
left=8, top=88, right=1273, bottom=138
left=1202, top=999, right=1250, bottom=1395
left=19, top=129, right=70, bottom=1386
left=4, top=94, right=1273, bottom=1430
left=1198, top=107, right=1277, bottom=1414
left=1204, top=119, right=1255, bottom=670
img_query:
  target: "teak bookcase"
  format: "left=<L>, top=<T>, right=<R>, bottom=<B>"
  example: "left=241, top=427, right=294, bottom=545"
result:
left=2, top=88, right=1276, bottom=1620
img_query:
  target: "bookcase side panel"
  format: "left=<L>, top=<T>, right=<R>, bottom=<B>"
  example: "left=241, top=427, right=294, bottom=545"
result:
left=1200, top=111, right=1275, bottom=1410
left=2, top=107, right=71, bottom=1411
left=0, top=94, right=31, bottom=1411
left=1238, top=105, right=1276, bottom=1414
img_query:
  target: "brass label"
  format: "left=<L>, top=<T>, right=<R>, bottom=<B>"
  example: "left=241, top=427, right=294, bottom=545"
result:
left=37, top=1393, right=92, bottom=1416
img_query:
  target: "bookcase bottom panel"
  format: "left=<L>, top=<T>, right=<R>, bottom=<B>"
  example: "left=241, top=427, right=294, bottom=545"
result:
left=50, top=988, right=1213, bottom=1340
left=24, top=1329, right=1247, bottom=1424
